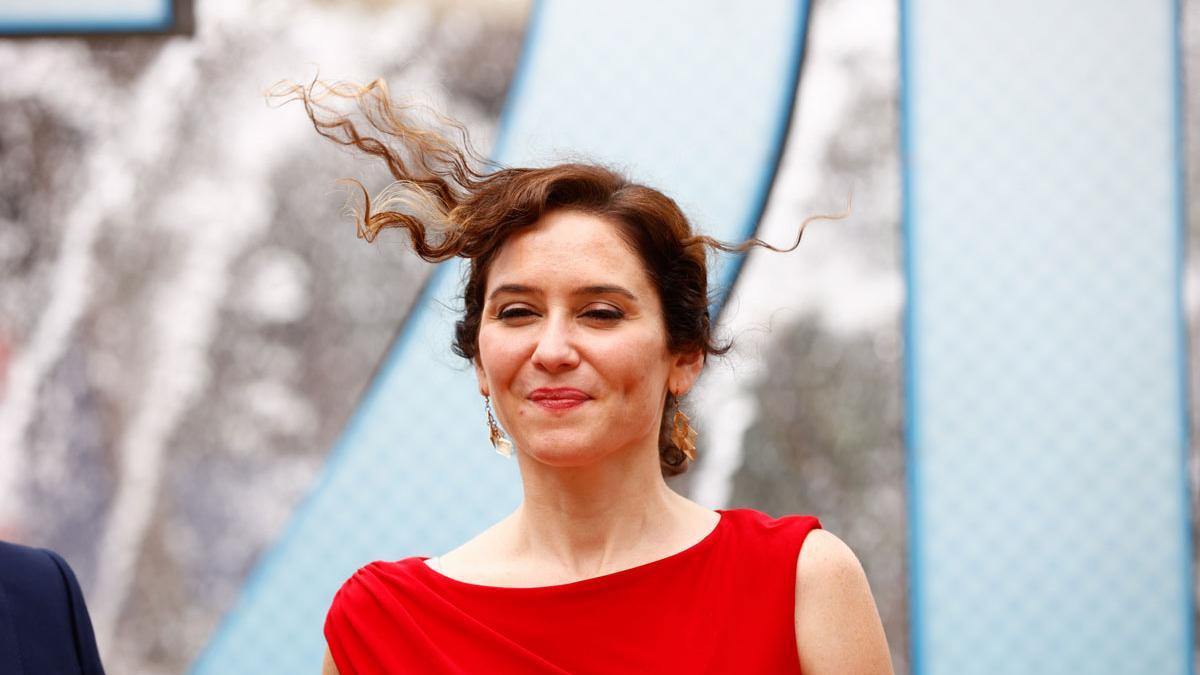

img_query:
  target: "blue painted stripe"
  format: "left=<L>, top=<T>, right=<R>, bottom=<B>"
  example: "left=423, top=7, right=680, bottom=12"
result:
left=187, top=267, right=460, bottom=675
left=900, top=2, right=1188, bottom=672
left=711, top=1, right=814, bottom=315
left=488, top=0, right=546, bottom=165
left=1169, top=1, right=1196, bottom=673
left=0, top=0, right=173, bottom=33
left=897, top=1, right=924, bottom=674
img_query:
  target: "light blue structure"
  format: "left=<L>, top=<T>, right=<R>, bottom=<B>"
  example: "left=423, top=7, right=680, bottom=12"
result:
left=902, top=1, right=1192, bottom=674
left=192, top=2, right=811, bottom=672
left=0, top=0, right=174, bottom=34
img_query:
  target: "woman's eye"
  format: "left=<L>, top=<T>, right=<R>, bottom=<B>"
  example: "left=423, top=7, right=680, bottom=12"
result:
left=583, top=308, right=624, bottom=321
left=497, top=307, right=536, bottom=320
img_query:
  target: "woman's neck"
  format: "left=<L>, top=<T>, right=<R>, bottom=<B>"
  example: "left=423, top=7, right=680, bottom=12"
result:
left=505, top=442, right=701, bottom=581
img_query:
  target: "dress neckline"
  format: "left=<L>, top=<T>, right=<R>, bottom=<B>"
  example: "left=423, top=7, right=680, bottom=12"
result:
left=412, top=508, right=729, bottom=594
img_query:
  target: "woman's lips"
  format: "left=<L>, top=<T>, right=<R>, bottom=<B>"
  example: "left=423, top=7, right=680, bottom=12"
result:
left=528, top=388, right=590, bottom=411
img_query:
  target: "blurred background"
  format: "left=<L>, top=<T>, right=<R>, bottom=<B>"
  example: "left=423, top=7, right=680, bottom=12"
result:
left=0, top=1, right=1193, bottom=674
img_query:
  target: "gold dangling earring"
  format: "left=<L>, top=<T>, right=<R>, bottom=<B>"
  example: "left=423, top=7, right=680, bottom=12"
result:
left=669, top=392, right=697, bottom=462
left=484, top=395, right=514, bottom=458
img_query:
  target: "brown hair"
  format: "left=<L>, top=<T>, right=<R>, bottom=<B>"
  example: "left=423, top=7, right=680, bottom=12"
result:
left=274, top=79, right=834, bottom=476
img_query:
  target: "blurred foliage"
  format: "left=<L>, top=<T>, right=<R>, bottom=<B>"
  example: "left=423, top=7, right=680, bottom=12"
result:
left=733, top=313, right=908, bottom=672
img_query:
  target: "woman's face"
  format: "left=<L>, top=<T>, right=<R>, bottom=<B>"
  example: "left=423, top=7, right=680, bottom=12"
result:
left=475, top=209, right=703, bottom=467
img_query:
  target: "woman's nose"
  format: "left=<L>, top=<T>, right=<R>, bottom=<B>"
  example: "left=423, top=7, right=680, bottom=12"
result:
left=530, top=316, right=579, bottom=372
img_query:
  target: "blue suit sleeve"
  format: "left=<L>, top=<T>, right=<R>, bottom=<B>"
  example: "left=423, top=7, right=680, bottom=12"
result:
left=42, top=550, right=106, bottom=675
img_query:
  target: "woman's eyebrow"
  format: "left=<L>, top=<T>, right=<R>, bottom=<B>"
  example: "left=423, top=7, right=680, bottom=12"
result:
left=576, top=284, right=637, bottom=300
left=488, top=283, right=637, bottom=301
left=488, top=283, right=536, bottom=301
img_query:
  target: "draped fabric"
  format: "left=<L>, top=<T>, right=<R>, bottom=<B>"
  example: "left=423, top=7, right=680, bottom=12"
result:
left=324, top=508, right=821, bottom=674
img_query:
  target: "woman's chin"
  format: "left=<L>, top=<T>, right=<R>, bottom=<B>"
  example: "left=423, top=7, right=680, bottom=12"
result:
left=515, top=438, right=611, bottom=468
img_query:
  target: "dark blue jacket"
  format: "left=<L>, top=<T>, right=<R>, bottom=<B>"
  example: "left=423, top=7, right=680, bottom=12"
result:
left=0, top=540, right=106, bottom=675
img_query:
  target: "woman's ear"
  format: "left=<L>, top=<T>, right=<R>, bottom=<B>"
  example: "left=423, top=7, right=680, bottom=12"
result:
left=669, top=348, right=705, bottom=396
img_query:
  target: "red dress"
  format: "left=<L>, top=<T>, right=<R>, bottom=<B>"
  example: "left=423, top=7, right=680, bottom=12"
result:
left=324, top=507, right=822, bottom=674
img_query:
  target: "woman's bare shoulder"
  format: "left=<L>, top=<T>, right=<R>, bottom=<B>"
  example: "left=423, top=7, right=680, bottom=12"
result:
left=796, top=529, right=860, bottom=578
left=793, top=529, right=894, bottom=675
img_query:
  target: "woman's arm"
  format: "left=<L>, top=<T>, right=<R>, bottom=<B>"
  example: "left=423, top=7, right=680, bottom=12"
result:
left=794, top=529, right=894, bottom=675
left=322, top=646, right=340, bottom=675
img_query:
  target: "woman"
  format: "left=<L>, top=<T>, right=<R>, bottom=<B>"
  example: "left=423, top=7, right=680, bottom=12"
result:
left=284, top=80, right=893, bottom=675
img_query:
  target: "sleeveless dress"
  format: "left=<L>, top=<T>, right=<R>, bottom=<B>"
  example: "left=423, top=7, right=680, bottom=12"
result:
left=324, top=507, right=822, bottom=674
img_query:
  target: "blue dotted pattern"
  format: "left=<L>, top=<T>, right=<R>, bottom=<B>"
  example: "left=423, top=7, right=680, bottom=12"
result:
left=902, top=2, right=1192, bottom=673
